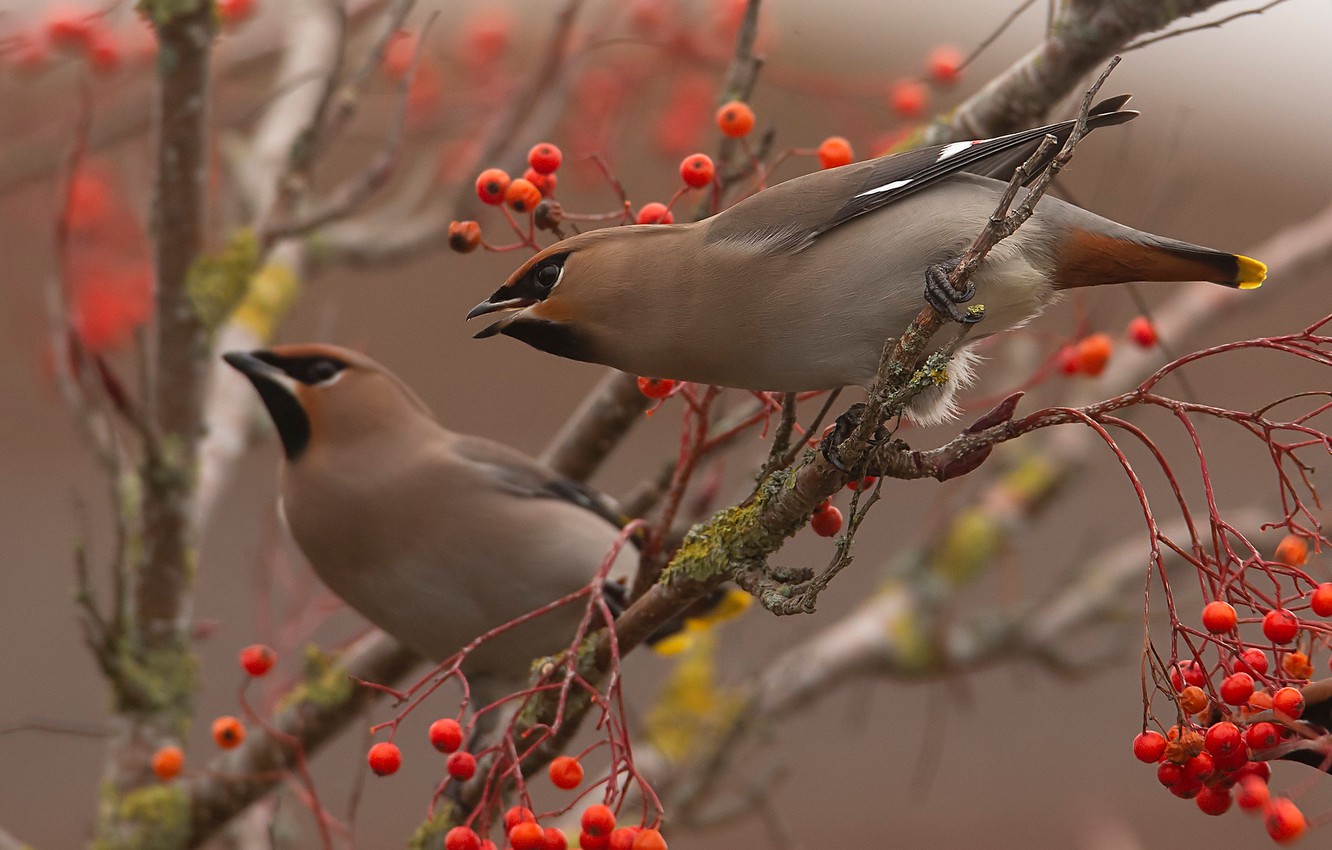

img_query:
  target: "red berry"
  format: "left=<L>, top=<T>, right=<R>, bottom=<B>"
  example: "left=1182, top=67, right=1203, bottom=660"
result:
left=680, top=153, right=715, bottom=188
left=448, top=220, right=482, bottom=253
left=816, top=136, right=854, bottom=169
left=1195, top=786, right=1232, bottom=816
left=810, top=501, right=843, bottom=537
left=46, top=7, right=93, bottom=48
left=1201, top=600, right=1237, bottom=633
left=1274, top=534, right=1309, bottom=567
left=637, top=377, right=677, bottom=399
left=631, top=829, right=667, bottom=850
left=846, top=475, right=877, bottom=492
left=381, top=30, right=417, bottom=79
left=219, top=0, right=256, bottom=24
left=1075, top=333, right=1113, bottom=377
left=1235, top=760, right=1272, bottom=784
left=1128, top=315, right=1157, bottom=347
left=86, top=29, right=120, bottom=72
left=1185, top=752, right=1215, bottom=780
left=475, top=168, right=511, bottom=205
left=1246, top=722, right=1281, bottom=751
left=636, top=202, right=674, bottom=225
left=581, top=804, right=616, bottom=837
left=1205, top=722, right=1244, bottom=757
left=542, top=827, right=568, bottom=850
left=505, top=178, right=542, bottom=213
left=238, top=644, right=276, bottom=677
left=1170, top=659, right=1206, bottom=691
left=1263, top=609, right=1300, bottom=644
left=523, top=169, right=557, bottom=198
left=1056, top=344, right=1081, bottom=375
left=429, top=718, right=464, bottom=753
left=1273, top=686, right=1305, bottom=720
left=151, top=745, right=184, bottom=780
left=1265, top=798, right=1307, bottom=843
left=1312, top=583, right=1332, bottom=617
left=548, top=755, right=584, bottom=790
left=1234, top=648, right=1270, bottom=676
left=446, top=751, right=476, bottom=780
left=445, top=827, right=482, bottom=850
left=1220, top=672, right=1255, bottom=706
left=212, top=716, right=245, bottom=750
left=528, top=143, right=563, bottom=175
left=889, top=79, right=927, bottom=118
left=927, top=45, right=963, bottom=85
left=608, top=827, right=641, bottom=850
left=367, top=741, right=401, bottom=776
left=1236, top=776, right=1270, bottom=812
left=579, top=832, right=610, bottom=850
left=1157, top=760, right=1185, bottom=789
left=1133, top=731, right=1167, bottom=763
left=504, top=807, right=536, bottom=831
left=1214, top=742, right=1252, bottom=774
left=510, top=822, right=545, bottom=850
left=715, top=101, right=755, bottom=138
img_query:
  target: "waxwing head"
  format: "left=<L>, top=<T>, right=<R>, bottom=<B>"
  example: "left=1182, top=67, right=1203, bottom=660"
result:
left=223, top=343, right=434, bottom=461
left=466, top=224, right=685, bottom=362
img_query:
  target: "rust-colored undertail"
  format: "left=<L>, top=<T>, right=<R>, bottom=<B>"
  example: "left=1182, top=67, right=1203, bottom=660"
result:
left=1054, top=229, right=1266, bottom=290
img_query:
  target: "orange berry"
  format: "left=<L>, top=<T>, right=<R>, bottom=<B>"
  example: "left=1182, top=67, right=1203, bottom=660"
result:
left=1248, top=690, right=1273, bottom=712
left=1311, top=582, right=1332, bottom=617
left=505, top=178, right=542, bottom=213
left=1282, top=650, right=1313, bottom=680
left=510, top=822, right=545, bottom=850
left=523, top=168, right=557, bottom=197
left=429, top=717, right=464, bottom=752
left=927, top=45, right=963, bottom=85
left=889, top=79, right=928, bottom=117
left=1272, top=686, right=1305, bottom=719
left=445, top=826, right=482, bottom=850
left=475, top=168, right=511, bottom=205
left=542, top=827, right=568, bottom=850
left=810, top=501, right=843, bottom=537
left=1075, top=333, right=1113, bottom=377
left=816, top=136, right=854, bottom=169
left=211, top=715, right=245, bottom=749
left=1201, top=600, right=1237, bottom=633
left=636, top=202, right=674, bottom=224
left=1265, top=798, right=1306, bottom=843
left=238, top=643, right=276, bottom=677
left=715, top=100, right=755, bottom=138
left=631, top=829, right=667, bottom=850
left=680, top=153, right=715, bottom=188
left=608, top=828, right=641, bottom=850
left=505, top=807, right=536, bottom=831
left=1179, top=685, right=1208, bottom=715
left=528, top=142, right=563, bottom=175
left=637, top=377, right=676, bottom=399
left=151, top=745, right=184, bottom=780
left=448, top=220, right=482, bottom=253
left=581, top=804, right=616, bottom=837
left=1127, top=315, right=1157, bottom=347
left=548, top=755, right=584, bottom=790
left=367, top=741, right=402, bottom=776
left=1274, top=534, right=1309, bottom=567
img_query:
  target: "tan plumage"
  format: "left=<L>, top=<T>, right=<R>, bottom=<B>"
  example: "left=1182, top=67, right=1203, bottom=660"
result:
left=223, top=344, right=638, bottom=700
left=468, top=96, right=1265, bottom=424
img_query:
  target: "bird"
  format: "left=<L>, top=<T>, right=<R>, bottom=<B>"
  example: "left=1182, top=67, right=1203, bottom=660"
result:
left=223, top=343, right=720, bottom=702
left=467, top=95, right=1265, bottom=425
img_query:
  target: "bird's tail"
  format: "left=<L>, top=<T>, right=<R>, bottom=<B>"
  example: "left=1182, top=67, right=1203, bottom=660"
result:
left=1054, top=226, right=1266, bottom=290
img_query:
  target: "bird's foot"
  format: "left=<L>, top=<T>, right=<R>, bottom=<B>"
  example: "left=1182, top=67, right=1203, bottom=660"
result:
left=819, top=403, right=887, bottom=472
left=924, top=262, right=984, bottom=325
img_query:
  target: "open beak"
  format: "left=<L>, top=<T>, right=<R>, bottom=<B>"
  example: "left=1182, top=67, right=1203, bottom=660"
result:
left=466, top=296, right=537, bottom=321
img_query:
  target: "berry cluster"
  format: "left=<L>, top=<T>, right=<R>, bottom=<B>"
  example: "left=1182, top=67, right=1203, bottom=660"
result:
left=1135, top=534, right=1325, bottom=842
left=439, top=803, right=667, bottom=850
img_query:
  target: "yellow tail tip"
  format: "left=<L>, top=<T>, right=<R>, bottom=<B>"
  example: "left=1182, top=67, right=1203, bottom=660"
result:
left=1236, top=255, right=1266, bottom=289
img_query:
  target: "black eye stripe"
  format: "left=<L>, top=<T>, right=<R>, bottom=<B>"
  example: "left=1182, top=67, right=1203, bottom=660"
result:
left=256, top=354, right=349, bottom=385
left=535, top=262, right=562, bottom=287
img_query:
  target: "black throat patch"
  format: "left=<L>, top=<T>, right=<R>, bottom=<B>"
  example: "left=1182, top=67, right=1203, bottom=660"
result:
left=501, top=319, right=594, bottom=363
left=248, top=377, right=312, bottom=461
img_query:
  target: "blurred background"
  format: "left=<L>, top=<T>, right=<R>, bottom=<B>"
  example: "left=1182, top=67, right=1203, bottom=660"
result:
left=2, top=0, right=1330, bottom=846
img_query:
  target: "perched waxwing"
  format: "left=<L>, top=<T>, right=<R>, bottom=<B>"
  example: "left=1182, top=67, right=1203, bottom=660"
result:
left=224, top=344, right=654, bottom=700
left=468, top=96, right=1266, bottom=424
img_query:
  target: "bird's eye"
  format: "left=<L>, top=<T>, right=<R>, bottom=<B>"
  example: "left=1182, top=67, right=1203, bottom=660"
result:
left=309, top=359, right=341, bottom=383
left=534, top=262, right=562, bottom=289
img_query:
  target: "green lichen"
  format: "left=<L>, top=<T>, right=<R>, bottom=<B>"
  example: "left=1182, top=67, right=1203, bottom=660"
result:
left=277, top=644, right=353, bottom=714
left=108, top=641, right=199, bottom=731
left=930, top=506, right=1003, bottom=586
left=664, top=470, right=793, bottom=586
left=137, top=0, right=212, bottom=27
left=94, top=783, right=190, bottom=850
left=186, top=228, right=259, bottom=332
left=409, top=805, right=459, bottom=850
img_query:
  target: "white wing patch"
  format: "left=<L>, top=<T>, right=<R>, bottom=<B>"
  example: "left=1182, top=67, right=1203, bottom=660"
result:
left=853, top=177, right=912, bottom=199
left=937, top=140, right=978, bottom=161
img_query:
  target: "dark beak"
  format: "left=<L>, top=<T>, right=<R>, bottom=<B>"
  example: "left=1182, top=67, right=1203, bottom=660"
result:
left=222, top=351, right=311, bottom=460
left=222, top=350, right=282, bottom=381
left=466, top=296, right=538, bottom=321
